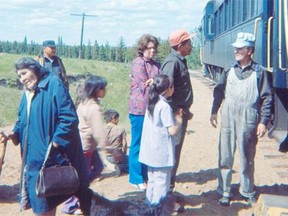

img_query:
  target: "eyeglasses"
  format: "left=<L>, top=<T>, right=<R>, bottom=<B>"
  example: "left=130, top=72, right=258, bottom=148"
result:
left=146, top=46, right=156, bottom=50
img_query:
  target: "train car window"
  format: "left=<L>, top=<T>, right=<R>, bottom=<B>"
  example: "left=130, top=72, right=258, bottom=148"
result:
left=224, top=0, right=228, bottom=31
left=234, top=1, right=239, bottom=25
left=215, top=11, right=219, bottom=35
left=231, top=0, right=235, bottom=27
left=250, top=0, right=255, bottom=17
left=255, top=0, right=260, bottom=16
left=238, top=1, right=242, bottom=23
left=219, top=5, right=223, bottom=34
left=243, top=0, right=247, bottom=21
left=208, top=15, right=214, bottom=35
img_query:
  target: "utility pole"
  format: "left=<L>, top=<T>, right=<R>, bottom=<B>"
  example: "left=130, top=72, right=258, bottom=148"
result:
left=70, top=13, right=97, bottom=59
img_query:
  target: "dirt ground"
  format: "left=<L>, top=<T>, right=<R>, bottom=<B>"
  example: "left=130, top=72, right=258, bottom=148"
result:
left=1, top=70, right=288, bottom=216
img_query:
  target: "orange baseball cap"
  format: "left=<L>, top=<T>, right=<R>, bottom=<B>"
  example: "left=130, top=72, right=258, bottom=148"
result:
left=169, top=29, right=196, bottom=46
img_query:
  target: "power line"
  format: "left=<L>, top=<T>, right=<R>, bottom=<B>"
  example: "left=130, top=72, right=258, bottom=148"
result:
left=70, top=13, right=97, bottom=59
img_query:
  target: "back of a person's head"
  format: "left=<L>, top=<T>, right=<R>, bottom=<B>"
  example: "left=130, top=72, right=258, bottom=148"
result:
left=75, top=83, right=85, bottom=108
left=84, top=75, right=107, bottom=98
left=147, top=74, right=173, bottom=116
left=104, top=109, right=119, bottom=123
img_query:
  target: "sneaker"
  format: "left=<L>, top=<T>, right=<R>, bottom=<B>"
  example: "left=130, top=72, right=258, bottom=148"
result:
left=241, top=195, right=256, bottom=205
left=219, top=196, right=230, bottom=206
left=130, top=183, right=147, bottom=191
left=74, top=209, right=84, bottom=215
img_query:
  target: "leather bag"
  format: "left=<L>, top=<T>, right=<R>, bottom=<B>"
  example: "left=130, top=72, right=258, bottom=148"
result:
left=35, top=143, right=80, bottom=198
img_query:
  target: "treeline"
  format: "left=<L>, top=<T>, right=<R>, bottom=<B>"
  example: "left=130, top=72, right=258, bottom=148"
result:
left=0, top=34, right=202, bottom=69
left=0, top=36, right=135, bottom=62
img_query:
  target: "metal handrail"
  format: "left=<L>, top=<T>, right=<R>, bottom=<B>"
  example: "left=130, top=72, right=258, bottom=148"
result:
left=284, top=0, right=288, bottom=66
left=267, top=16, right=273, bottom=71
left=279, top=0, right=287, bottom=70
left=253, top=17, right=261, bottom=59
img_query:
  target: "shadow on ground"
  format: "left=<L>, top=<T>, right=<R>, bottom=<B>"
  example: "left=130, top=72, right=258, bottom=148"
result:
left=176, top=168, right=218, bottom=185
left=174, top=168, right=288, bottom=215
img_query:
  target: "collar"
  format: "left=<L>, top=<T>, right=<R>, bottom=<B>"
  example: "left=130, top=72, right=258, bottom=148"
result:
left=171, top=49, right=185, bottom=60
left=159, top=95, right=168, bottom=103
left=43, top=53, right=55, bottom=63
left=233, top=60, right=257, bottom=70
left=37, top=72, right=52, bottom=89
left=141, top=56, right=155, bottom=63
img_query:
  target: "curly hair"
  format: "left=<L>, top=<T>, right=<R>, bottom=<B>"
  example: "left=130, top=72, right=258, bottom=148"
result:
left=137, top=34, right=159, bottom=56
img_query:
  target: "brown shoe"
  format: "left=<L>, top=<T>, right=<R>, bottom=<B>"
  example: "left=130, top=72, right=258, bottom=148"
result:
left=174, top=202, right=185, bottom=213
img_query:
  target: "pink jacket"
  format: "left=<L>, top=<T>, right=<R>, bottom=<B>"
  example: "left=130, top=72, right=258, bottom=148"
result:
left=77, top=98, right=107, bottom=152
left=128, top=56, right=160, bottom=115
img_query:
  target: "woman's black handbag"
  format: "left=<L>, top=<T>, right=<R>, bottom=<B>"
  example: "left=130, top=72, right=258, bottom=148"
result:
left=35, top=143, right=80, bottom=198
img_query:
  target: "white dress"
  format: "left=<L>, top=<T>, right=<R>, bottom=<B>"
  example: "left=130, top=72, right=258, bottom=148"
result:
left=139, top=96, right=176, bottom=168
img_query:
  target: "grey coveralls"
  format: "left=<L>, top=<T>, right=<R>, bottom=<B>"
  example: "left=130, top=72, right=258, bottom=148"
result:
left=218, top=68, right=258, bottom=198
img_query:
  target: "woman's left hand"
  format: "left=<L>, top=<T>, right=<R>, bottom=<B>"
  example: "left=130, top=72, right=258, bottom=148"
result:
left=52, top=142, right=60, bottom=148
left=145, top=78, right=154, bottom=86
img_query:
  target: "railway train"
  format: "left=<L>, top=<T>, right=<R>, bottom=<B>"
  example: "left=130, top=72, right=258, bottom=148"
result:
left=200, top=0, right=288, bottom=148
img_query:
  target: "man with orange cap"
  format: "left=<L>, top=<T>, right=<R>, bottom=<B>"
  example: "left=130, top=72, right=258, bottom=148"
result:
left=160, top=29, right=194, bottom=197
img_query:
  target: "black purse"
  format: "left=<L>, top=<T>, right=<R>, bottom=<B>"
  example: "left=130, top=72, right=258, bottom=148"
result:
left=35, top=143, right=80, bottom=198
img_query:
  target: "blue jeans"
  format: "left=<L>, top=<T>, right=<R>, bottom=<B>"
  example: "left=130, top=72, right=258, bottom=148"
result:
left=128, top=114, right=147, bottom=184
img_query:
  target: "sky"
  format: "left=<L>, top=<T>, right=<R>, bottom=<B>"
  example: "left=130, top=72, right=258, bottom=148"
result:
left=0, top=0, right=209, bottom=47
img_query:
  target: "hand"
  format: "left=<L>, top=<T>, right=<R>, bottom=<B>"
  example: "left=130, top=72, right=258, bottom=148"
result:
left=257, top=123, right=266, bottom=138
left=174, top=108, right=184, bottom=123
left=0, top=132, right=8, bottom=144
left=52, top=142, right=60, bottom=148
left=145, top=78, right=154, bottom=86
left=175, top=108, right=184, bottom=117
left=7, top=132, right=19, bottom=146
left=210, top=114, right=218, bottom=128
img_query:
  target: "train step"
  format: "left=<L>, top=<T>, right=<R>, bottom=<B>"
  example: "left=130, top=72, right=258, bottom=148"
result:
left=254, top=194, right=288, bottom=216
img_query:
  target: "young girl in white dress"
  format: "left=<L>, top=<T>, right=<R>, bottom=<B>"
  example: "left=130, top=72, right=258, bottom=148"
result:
left=139, top=74, right=183, bottom=205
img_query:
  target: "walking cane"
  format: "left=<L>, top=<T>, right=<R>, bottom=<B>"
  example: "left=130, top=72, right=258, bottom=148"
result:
left=0, top=131, right=8, bottom=177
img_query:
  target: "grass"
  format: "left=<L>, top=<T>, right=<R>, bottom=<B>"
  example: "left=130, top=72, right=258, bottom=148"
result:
left=0, top=53, right=131, bottom=132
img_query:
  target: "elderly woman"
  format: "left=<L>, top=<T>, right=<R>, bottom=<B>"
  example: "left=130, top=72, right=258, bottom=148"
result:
left=128, top=34, right=160, bottom=190
left=6, top=58, right=90, bottom=216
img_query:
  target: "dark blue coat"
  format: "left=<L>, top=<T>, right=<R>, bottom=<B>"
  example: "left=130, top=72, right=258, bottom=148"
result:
left=13, top=72, right=89, bottom=214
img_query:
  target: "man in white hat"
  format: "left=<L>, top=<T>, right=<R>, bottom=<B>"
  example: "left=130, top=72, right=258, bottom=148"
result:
left=210, top=32, right=273, bottom=206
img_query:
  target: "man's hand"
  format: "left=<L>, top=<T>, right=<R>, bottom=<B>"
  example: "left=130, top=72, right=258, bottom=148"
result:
left=257, top=123, right=266, bottom=138
left=7, top=132, right=19, bottom=146
left=0, top=132, right=8, bottom=144
left=210, top=114, right=218, bottom=128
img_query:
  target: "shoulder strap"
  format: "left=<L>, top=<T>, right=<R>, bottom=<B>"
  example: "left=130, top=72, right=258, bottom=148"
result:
left=41, top=143, right=71, bottom=168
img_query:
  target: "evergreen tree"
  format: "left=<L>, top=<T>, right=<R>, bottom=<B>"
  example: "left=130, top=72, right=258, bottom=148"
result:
left=92, top=40, right=99, bottom=60
left=116, top=36, right=126, bottom=62
left=84, top=40, right=92, bottom=60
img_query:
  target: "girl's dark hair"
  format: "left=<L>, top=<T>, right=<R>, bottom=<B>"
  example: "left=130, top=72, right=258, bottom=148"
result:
left=76, top=75, right=107, bottom=104
left=75, top=83, right=85, bottom=108
left=137, top=34, right=159, bottom=56
left=15, top=57, right=46, bottom=79
left=104, top=109, right=119, bottom=123
left=147, top=74, right=173, bottom=117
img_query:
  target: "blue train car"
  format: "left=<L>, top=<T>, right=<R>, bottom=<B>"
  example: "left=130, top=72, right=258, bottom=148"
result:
left=201, top=0, right=288, bottom=147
